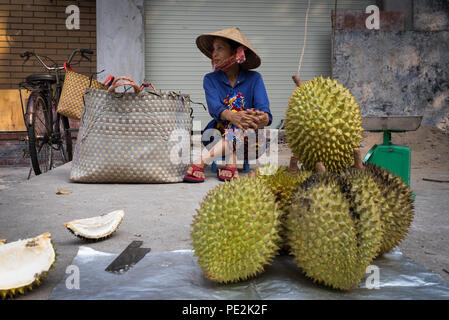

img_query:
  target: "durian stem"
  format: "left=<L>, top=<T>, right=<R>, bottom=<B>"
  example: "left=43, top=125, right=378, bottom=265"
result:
left=292, top=75, right=303, bottom=87
left=288, top=156, right=299, bottom=174
left=316, top=162, right=326, bottom=173
left=354, top=149, right=364, bottom=170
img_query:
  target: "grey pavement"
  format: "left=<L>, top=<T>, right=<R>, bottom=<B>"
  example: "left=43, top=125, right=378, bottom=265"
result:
left=0, top=160, right=448, bottom=300
left=0, top=162, right=223, bottom=300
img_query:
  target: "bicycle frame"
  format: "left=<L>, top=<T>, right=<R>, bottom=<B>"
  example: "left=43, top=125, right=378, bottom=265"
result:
left=19, top=48, right=91, bottom=128
left=19, top=82, right=51, bottom=129
left=19, top=48, right=92, bottom=175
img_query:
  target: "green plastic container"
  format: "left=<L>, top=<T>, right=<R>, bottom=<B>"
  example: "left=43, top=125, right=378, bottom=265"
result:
left=363, top=135, right=414, bottom=199
left=363, top=133, right=411, bottom=186
left=362, top=116, right=422, bottom=198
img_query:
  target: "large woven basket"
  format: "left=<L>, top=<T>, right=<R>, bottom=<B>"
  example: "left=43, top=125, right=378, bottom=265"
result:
left=70, top=77, right=192, bottom=183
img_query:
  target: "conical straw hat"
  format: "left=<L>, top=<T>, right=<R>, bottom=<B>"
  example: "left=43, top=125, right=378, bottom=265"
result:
left=196, top=27, right=261, bottom=69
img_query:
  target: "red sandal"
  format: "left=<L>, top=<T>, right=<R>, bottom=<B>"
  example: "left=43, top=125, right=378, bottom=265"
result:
left=183, top=165, right=205, bottom=183
left=218, top=166, right=238, bottom=182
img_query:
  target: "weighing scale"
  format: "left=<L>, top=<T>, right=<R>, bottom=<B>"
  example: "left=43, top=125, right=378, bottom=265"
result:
left=362, top=116, right=423, bottom=187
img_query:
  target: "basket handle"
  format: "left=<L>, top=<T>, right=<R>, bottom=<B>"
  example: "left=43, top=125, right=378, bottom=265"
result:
left=140, top=82, right=157, bottom=93
left=108, top=76, right=141, bottom=93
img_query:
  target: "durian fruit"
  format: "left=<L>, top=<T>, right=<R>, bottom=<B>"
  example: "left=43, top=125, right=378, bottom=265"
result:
left=64, top=209, right=125, bottom=241
left=0, top=232, right=56, bottom=299
left=339, top=168, right=385, bottom=261
left=287, top=173, right=383, bottom=290
left=287, top=174, right=359, bottom=290
left=255, top=164, right=312, bottom=212
left=364, top=163, right=414, bottom=255
left=191, top=176, right=281, bottom=283
left=0, top=239, right=6, bottom=245
left=255, top=164, right=312, bottom=251
left=284, top=76, right=363, bottom=172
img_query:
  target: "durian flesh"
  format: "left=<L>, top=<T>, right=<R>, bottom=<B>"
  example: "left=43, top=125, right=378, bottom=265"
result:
left=285, top=76, right=363, bottom=172
left=64, top=209, right=125, bottom=241
left=191, top=176, right=281, bottom=283
left=0, top=232, right=56, bottom=299
left=0, top=239, right=5, bottom=245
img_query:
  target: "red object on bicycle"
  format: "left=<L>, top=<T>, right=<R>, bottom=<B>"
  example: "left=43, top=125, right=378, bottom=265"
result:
left=103, top=75, right=115, bottom=87
left=63, top=62, right=74, bottom=72
left=64, top=62, right=115, bottom=88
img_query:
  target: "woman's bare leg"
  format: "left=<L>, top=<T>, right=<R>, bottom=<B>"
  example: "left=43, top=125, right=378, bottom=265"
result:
left=186, top=137, right=232, bottom=179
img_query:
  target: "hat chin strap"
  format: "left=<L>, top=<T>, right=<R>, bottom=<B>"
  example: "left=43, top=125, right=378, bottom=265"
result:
left=212, top=46, right=247, bottom=72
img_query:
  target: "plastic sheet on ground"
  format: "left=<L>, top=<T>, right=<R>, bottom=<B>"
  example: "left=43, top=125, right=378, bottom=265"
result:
left=50, top=246, right=449, bottom=300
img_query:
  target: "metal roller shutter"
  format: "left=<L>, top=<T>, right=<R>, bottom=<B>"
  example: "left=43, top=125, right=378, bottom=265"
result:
left=144, top=0, right=372, bottom=128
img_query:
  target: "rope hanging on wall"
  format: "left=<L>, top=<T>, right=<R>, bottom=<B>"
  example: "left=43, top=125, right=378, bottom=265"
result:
left=296, top=0, right=311, bottom=78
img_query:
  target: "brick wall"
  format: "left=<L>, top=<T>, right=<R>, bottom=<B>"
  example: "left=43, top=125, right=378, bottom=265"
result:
left=0, top=0, right=97, bottom=90
left=0, top=132, right=28, bottom=165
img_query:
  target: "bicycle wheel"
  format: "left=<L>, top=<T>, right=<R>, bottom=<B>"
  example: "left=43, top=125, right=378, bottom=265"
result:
left=57, top=113, right=73, bottom=163
left=26, top=92, right=52, bottom=175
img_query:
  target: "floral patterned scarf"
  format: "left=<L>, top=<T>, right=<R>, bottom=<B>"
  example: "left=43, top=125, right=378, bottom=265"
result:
left=212, top=46, right=247, bottom=72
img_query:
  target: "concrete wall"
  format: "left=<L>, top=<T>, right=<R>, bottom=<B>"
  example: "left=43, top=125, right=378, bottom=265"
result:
left=96, top=0, right=145, bottom=87
left=333, top=10, right=405, bottom=30
left=414, top=0, right=449, bottom=31
left=333, top=1, right=449, bottom=131
left=332, top=30, right=449, bottom=127
left=382, top=0, right=414, bottom=30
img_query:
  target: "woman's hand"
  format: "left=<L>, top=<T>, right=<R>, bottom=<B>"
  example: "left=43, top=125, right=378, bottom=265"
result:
left=241, top=111, right=259, bottom=130
left=221, top=110, right=250, bottom=130
left=245, top=109, right=269, bottom=129
left=220, top=109, right=269, bottom=130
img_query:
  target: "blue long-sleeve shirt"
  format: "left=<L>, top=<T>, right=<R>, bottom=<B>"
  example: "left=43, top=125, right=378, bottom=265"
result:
left=202, top=69, right=272, bottom=133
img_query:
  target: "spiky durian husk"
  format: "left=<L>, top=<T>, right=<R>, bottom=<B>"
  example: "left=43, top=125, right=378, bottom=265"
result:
left=0, top=233, right=57, bottom=300
left=339, top=169, right=385, bottom=263
left=191, top=176, right=282, bottom=283
left=1, top=270, right=51, bottom=300
left=364, top=163, right=414, bottom=255
left=256, top=164, right=312, bottom=212
left=287, top=174, right=361, bottom=290
left=256, top=164, right=312, bottom=252
left=64, top=228, right=121, bottom=242
left=284, top=76, right=363, bottom=172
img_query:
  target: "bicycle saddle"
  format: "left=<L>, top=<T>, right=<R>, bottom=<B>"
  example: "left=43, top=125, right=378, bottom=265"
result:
left=26, top=74, right=57, bottom=84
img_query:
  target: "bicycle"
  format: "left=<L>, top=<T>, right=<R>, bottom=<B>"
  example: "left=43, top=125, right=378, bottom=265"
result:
left=18, top=48, right=93, bottom=176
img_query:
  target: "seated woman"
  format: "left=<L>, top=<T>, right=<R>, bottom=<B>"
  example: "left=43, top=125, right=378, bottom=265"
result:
left=184, top=27, right=272, bottom=182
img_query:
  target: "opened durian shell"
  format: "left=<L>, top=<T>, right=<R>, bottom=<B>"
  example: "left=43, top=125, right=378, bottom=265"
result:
left=0, top=232, right=56, bottom=299
left=64, top=210, right=125, bottom=241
